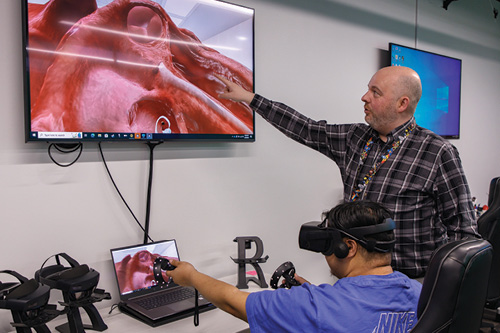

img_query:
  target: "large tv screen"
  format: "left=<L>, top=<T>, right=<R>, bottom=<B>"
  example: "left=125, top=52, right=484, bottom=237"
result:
left=22, top=0, right=255, bottom=142
left=389, top=43, right=461, bottom=139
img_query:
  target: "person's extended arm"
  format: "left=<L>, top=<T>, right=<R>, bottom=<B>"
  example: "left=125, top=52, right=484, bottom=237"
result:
left=218, top=75, right=351, bottom=164
left=165, top=260, right=250, bottom=321
left=217, top=75, right=255, bottom=104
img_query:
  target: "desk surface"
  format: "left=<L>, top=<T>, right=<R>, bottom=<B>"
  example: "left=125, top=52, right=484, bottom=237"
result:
left=6, top=275, right=269, bottom=333
left=71, top=306, right=250, bottom=333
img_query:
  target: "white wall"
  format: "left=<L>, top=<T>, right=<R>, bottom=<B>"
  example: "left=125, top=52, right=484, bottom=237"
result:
left=1, top=0, right=499, bottom=330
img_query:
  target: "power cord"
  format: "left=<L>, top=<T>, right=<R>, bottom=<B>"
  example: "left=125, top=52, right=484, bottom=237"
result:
left=98, top=142, right=154, bottom=243
left=48, top=143, right=83, bottom=167
left=194, top=289, right=199, bottom=326
left=99, top=142, right=201, bottom=328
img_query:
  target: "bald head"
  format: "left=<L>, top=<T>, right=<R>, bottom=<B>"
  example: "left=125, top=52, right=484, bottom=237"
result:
left=376, top=66, right=422, bottom=114
left=362, top=66, right=423, bottom=137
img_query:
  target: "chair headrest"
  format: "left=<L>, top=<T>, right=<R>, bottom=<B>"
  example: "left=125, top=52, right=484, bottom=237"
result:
left=414, top=239, right=492, bottom=333
left=488, top=177, right=500, bottom=207
left=478, top=177, right=500, bottom=238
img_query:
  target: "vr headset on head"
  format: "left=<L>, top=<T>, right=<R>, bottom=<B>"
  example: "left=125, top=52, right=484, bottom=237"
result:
left=298, top=218, right=396, bottom=258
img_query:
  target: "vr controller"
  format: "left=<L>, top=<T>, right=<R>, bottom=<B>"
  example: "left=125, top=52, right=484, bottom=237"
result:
left=153, top=257, right=175, bottom=286
left=270, top=262, right=301, bottom=289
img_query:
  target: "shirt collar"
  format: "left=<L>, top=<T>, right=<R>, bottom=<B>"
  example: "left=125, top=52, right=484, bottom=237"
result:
left=375, top=117, right=416, bottom=144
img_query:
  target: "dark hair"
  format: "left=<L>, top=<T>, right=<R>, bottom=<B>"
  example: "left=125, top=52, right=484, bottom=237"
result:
left=323, top=201, right=395, bottom=244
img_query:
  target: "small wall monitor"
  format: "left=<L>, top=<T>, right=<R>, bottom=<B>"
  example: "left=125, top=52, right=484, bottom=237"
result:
left=389, top=43, right=462, bottom=139
left=22, top=0, right=255, bottom=143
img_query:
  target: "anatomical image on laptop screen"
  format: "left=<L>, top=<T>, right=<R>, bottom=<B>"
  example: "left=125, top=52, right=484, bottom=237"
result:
left=111, top=240, right=179, bottom=296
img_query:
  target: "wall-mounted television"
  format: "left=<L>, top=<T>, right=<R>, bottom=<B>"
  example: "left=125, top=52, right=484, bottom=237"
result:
left=389, top=43, right=462, bottom=139
left=22, top=0, right=255, bottom=143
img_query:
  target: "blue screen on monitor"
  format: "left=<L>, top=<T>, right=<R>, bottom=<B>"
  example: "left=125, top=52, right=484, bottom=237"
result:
left=389, top=43, right=461, bottom=139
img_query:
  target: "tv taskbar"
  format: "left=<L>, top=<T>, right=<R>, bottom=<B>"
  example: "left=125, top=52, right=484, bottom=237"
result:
left=29, top=131, right=254, bottom=141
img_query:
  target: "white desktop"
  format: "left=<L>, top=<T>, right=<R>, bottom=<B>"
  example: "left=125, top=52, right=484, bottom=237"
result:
left=6, top=274, right=270, bottom=333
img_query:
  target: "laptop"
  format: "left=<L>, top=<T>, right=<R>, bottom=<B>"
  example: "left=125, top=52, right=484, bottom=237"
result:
left=110, top=239, right=214, bottom=327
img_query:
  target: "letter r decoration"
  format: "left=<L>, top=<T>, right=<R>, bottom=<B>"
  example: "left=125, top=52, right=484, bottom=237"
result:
left=231, top=236, right=269, bottom=289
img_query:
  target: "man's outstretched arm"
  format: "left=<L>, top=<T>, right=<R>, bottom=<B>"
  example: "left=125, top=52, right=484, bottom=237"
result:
left=165, top=259, right=250, bottom=321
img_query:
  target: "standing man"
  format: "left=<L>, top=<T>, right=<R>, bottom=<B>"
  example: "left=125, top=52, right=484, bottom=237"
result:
left=167, top=201, right=422, bottom=332
left=216, top=66, right=479, bottom=278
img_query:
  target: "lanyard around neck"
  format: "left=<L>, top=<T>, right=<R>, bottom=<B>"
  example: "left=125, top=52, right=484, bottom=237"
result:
left=350, top=123, right=415, bottom=201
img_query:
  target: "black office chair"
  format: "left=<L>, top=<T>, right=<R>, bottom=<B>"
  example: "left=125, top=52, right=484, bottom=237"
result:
left=478, top=177, right=500, bottom=323
left=410, top=238, right=493, bottom=333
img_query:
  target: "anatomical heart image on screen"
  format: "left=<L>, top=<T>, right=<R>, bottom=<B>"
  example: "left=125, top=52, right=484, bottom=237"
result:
left=25, top=0, right=254, bottom=138
left=114, top=250, right=178, bottom=295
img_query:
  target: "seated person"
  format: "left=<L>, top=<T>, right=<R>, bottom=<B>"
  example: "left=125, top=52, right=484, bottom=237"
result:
left=166, top=201, right=422, bottom=332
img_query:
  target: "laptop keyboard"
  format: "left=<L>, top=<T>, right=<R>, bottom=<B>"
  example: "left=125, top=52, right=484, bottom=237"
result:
left=136, top=288, right=195, bottom=310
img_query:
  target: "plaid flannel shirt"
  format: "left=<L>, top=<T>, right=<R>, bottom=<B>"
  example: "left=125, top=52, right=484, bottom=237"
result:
left=251, top=94, right=479, bottom=278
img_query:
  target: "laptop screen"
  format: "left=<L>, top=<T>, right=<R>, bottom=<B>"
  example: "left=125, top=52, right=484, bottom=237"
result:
left=110, top=240, right=180, bottom=298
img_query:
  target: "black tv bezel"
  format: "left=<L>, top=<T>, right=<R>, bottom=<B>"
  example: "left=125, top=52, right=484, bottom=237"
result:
left=389, top=42, right=462, bottom=140
left=21, top=0, right=256, bottom=144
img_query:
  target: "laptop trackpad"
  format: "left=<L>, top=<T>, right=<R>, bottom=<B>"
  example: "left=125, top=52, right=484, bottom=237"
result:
left=168, top=299, right=194, bottom=312
left=148, top=300, right=193, bottom=320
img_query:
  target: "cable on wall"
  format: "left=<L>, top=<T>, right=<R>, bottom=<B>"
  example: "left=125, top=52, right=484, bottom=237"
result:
left=98, top=142, right=154, bottom=243
left=143, top=142, right=162, bottom=244
left=48, top=143, right=83, bottom=167
left=47, top=142, right=157, bottom=242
